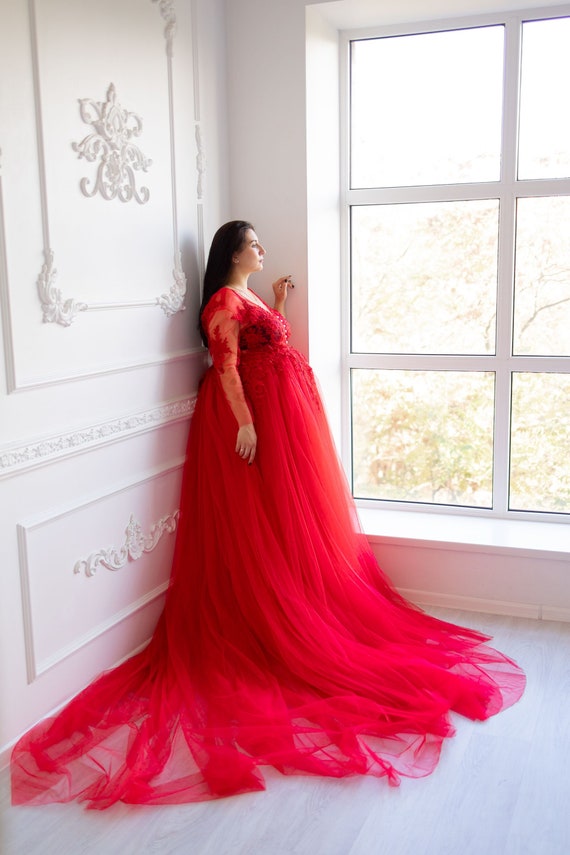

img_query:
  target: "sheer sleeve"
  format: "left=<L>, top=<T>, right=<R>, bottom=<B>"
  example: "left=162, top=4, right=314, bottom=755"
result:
left=205, top=305, right=253, bottom=427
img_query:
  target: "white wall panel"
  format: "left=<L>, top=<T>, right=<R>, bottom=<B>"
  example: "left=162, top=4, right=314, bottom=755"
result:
left=3, top=0, right=197, bottom=388
left=18, top=465, right=181, bottom=682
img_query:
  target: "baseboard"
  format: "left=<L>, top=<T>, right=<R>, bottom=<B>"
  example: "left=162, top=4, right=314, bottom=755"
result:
left=399, top=587, right=570, bottom=621
left=541, top=605, right=570, bottom=622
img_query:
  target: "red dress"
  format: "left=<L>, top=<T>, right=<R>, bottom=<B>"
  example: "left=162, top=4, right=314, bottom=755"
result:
left=11, top=287, right=525, bottom=808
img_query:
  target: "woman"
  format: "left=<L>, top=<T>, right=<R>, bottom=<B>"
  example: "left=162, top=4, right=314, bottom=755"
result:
left=12, top=221, right=525, bottom=809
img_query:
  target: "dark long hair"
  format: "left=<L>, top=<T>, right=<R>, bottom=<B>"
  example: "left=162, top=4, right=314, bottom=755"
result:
left=198, top=220, right=254, bottom=346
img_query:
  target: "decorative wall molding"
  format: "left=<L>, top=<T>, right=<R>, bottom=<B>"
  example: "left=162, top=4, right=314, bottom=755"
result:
left=74, top=510, right=179, bottom=577
left=190, top=0, right=206, bottom=279
left=16, top=522, right=37, bottom=685
left=29, top=0, right=188, bottom=326
left=37, top=248, right=88, bottom=325
left=14, top=345, right=205, bottom=393
left=152, top=0, right=177, bottom=56
left=195, top=124, right=206, bottom=200
left=0, top=146, right=18, bottom=394
left=72, top=83, right=152, bottom=205
left=158, top=261, right=187, bottom=316
left=197, top=203, right=205, bottom=282
left=0, top=394, right=195, bottom=479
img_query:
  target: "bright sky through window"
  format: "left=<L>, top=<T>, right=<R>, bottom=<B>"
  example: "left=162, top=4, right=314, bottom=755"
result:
left=350, top=26, right=504, bottom=187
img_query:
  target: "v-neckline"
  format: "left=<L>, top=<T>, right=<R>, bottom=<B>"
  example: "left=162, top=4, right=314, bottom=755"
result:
left=223, top=286, right=272, bottom=314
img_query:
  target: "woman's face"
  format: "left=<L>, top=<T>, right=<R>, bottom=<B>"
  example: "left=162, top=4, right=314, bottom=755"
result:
left=233, top=229, right=266, bottom=274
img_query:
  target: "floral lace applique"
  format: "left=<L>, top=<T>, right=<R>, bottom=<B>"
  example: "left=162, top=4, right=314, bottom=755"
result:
left=203, top=288, right=295, bottom=424
left=204, top=296, right=253, bottom=427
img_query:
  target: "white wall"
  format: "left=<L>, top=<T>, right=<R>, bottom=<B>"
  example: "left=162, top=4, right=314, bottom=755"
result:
left=224, top=0, right=311, bottom=355
left=0, top=0, right=230, bottom=764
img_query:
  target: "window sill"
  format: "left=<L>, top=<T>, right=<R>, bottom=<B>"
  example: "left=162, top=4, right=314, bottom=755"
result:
left=357, top=506, right=570, bottom=562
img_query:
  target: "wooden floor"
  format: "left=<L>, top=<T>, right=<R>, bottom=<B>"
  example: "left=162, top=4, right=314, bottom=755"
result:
left=1, top=608, right=569, bottom=855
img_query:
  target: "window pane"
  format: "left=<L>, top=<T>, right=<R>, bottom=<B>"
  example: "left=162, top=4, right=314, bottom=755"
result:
left=510, top=373, right=570, bottom=512
left=518, top=18, right=570, bottom=180
left=351, top=201, right=498, bottom=354
left=513, top=196, right=570, bottom=356
left=350, top=27, right=504, bottom=188
left=352, top=370, right=495, bottom=507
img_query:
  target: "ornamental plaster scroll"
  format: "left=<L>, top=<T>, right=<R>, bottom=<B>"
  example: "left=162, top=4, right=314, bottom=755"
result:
left=152, top=0, right=177, bottom=57
left=30, top=0, right=190, bottom=326
left=157, top=261, right=187, bottom=316
left=74, top=510, right=180, bottom=577
left=37, top=248, right=87, bottom=325
left=72, top=83, right=152, bottom=205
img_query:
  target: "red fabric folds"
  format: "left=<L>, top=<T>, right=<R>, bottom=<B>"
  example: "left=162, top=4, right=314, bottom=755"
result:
left=11, top=288, right=525, bottom=809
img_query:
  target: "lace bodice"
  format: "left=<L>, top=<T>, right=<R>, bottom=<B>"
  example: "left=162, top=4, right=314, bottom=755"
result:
left=202, top=287, right=291, bottom=426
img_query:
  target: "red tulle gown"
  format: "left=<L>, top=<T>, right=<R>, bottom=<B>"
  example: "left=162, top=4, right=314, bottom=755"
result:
left=11, top=287, right=525, bottom=809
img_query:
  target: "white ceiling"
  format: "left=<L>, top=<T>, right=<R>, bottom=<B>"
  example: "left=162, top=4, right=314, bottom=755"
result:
left=312, top=0, right=570, bottom=29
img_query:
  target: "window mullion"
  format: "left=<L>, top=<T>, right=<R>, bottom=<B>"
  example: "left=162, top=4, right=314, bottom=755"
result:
left=492, top=358, right=513, bottom=516
left=341, top=32, right=354, bottom=475
left=493, top=17, right=522, bottom=515
left=501, top=16, right=522, bottom=186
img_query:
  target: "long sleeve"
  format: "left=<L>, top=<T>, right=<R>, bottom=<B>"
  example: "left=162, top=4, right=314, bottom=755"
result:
left=206, top=306, right=253, bottom=427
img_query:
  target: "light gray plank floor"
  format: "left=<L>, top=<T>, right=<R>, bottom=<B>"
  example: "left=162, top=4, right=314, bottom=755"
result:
left=1, top=609, right=569, bottom=855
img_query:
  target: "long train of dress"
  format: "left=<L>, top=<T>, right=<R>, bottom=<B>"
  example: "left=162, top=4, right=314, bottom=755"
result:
left=11, top=288, right=525, bottom=808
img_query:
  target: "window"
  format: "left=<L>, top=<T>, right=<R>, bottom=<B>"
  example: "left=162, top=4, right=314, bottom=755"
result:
left=343, top=10, right=570, bottom=519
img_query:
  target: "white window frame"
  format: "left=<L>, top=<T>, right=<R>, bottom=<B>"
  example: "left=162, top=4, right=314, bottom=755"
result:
left=339, top=5, right=570, bottom=525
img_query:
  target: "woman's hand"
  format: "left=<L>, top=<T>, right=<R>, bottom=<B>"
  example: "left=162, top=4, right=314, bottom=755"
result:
left=236, top=423, right=257, bottom=465
left=272, top=275, right=294, bottom=314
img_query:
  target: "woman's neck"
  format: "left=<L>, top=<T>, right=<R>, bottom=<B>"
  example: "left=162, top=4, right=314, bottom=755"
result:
left=224, top=274, right=250, bottom=290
